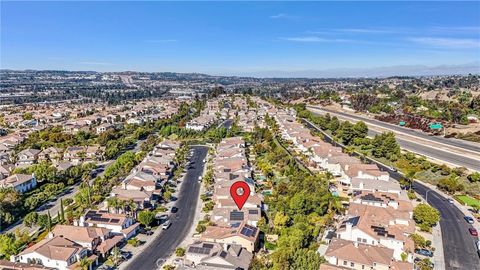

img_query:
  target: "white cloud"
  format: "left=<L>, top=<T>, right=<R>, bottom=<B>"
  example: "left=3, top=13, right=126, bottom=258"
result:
left=408, top=37, right=480, bottom=49
left=279, top=36, right=355, bottom=43
left=432, top=26, right=480, bottom=34
left=270, top=13, right=298, bottom=20
left=335, top=28, right=396, bottom=34
left=144, top=39, right=178, bottom=43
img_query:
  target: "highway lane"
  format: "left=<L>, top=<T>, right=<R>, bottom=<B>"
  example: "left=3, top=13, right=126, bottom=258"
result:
left=365, top=129, right=480, bottom=172
left=308, top=105, right=480, bottom=153
left=413, top=182, right=480, bottom=270
left=125, top=145, right=208, bottom=270
left=304, top=119, right=480, bottom=270
left=308, top=106, right=480, bottom=171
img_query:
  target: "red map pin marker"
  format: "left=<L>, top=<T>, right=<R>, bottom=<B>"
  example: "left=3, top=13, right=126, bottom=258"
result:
left=230, top=181, right=251, bottom=210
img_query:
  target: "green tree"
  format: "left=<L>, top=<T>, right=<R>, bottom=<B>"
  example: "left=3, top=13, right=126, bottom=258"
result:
left=137, top=210, right=155, bottom=228
left=59, top=198, right=65, bottom=223
left=413, top=203, right=440, bottom=232
left=175, top=247, right=186, bottom=257
left=110, top=247, right=122, bottom=266
left=77, top=257, right=92, bottom=270
left=352, top=121, right=368, bottom=138
left=273, top=212, right=289, bottom=229
left=467, top=172, right=480, bottom=182
left=372, top=132, right=400, bottom=161
left=23, top=212, right=39, bottom=228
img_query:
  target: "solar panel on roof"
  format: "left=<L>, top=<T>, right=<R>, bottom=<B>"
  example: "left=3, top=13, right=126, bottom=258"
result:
left=187, top=246, right=211, bottom=255
left=230, top=211, right=244, bottom=221
left=240, top=226, right=257, bottom=237
left=110, top=218, right=120, bottom=223
left=202, top=243, right=214, bottom=249
left=90, top=217, right=110, bottom=222
left=231, top=223, right=241, bottom=228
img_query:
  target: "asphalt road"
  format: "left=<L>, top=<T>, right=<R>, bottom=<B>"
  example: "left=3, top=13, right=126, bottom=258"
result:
left=308, top=106, right=480, bottom=171
left=304, top=119, right=480, bottom=270
left=218, top=119, right=233, bottom=129
left=413, top=182, right=480, bottom=270
left=308, top=106, right=480, bottom=152
left=125, top=145, right=208, bottom=270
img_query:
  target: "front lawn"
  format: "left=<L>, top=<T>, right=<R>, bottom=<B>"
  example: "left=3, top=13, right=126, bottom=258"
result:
left=456, top=195, right=480, bottom=207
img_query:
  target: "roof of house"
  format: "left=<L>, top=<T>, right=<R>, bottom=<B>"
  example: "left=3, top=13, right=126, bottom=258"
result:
left=19, top=236, right=85, bottom=262
left=0, top=260, right=55, bottom=270
left=0, top=174, right=34, bottom=188
left=51, top=225, right=110, bottom=244
left=18, top=148, right=41, bottom=157
left=201, top=222, right=259, bottom=243
left=325, top=238, right=393, bottom=266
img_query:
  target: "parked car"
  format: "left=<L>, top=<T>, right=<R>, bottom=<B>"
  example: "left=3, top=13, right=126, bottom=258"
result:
left=415, top=249, right=433, bottom=257
left=121, top=251, right=132, bottom=261
left=171, top=206, right=178, bottom=213
left=448, top=199, right=454, bottom=204
left=139, top=227, right=153, bottom=235
left=469, top=228, right=478, bottom=237
left=464, top=216, right=475, bottom=224
left=162, top=219, right=172, bottom=230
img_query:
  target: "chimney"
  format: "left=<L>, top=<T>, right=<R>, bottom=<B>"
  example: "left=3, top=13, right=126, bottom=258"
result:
left=346, top=222, right=353, bottom=233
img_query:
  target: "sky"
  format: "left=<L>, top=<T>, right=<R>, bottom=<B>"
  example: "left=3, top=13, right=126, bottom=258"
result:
left=1, top=1, right=480, bottom=77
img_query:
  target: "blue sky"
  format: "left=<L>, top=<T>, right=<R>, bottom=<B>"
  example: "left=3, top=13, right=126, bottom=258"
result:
left=1, top=1, right=479, bottom=76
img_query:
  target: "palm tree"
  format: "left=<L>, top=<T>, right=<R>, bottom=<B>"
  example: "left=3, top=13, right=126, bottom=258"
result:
left=106, top=197, right=119, bottom=214
left=77, top=257, right=91, bottom=270
left=124, top=199, right=137, bottom=217
left=110, top=247, right=122, bottom=267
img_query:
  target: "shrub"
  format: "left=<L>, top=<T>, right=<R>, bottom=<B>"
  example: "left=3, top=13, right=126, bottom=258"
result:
left=175, top=247, right=186, bottom=257
left=127, top=238, right=140, bottom=247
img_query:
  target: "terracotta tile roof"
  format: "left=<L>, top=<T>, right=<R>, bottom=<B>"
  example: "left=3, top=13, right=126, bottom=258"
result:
left=19, top=236, right=85, bottom=262
left=0, top=260, right=55, bottom=270
left=325, top=238, right=393, bottom=266
left=51, top=225, right=110, bottom=243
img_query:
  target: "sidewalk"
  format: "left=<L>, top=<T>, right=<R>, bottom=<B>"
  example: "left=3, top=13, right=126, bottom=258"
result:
left=119, top=172, right=189, bottom=270
left=432, top=222, right=445, bottom=270
left=416, top=180, right=480, bottom=232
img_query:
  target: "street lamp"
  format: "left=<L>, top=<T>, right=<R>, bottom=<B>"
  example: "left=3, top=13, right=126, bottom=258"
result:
left=425, top=189, right=432, bottom=203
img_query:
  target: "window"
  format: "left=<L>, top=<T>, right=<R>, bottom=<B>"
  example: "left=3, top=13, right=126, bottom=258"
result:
left=351, top=262, right=354, bottom=267
left=362, top=265, right=365, bottom=269
left=357, top=237, right=362, bottom=242
left=343, top=260, right=348, bottom=266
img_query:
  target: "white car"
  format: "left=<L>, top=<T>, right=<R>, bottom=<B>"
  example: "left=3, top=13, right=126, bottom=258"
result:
left=162, top=220, right=171, bottom=230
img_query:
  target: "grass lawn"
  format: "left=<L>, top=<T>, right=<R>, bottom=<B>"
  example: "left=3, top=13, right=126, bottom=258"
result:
left=456, top=195, right=480, bottom=207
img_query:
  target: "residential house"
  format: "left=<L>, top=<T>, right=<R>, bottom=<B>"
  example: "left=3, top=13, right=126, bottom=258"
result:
left=11, top=236, right=94, bottom=270
left=50, top=225, right=123, bottom=259
left=16, top=149, right=41, bottom=166
left=200, top=223, right=259, bottom=252
left=76, top=210, right=139, bottom=239
left=0, top=174, right=37, bottom=193
left=322, top=238, right=413, bottom=270
left=184, top=241, right=252, bottom=270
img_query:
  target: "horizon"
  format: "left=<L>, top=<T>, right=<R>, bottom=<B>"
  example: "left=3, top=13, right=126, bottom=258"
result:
left=1, top=1, right=480, bottom=77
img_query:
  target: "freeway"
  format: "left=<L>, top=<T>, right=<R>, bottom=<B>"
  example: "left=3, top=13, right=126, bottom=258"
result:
left=304, top=119, right=480, bottom=270
left=125, top=145, right=208, bottom=270
left=307, top=106, right=480, bottom=171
